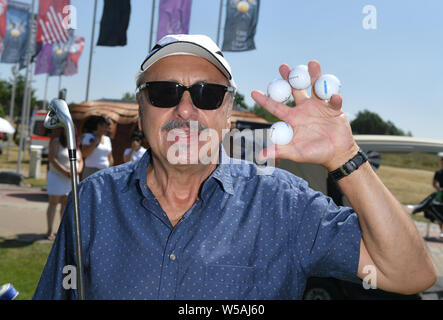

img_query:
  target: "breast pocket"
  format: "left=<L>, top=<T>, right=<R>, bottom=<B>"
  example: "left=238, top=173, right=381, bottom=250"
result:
left=203, top=265, right=254, bottom=299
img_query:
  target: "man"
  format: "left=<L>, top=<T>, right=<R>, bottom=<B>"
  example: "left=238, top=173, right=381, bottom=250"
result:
left=33, top=34, right=436, bottom=300
left=433, top=153, right=443, bottom=237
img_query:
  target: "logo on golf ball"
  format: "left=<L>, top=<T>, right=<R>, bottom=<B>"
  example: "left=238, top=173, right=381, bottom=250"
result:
left=269, top=121, right=293, bottom=145
left=267, top=79, right=292, bottom=103
left=288, top=65, right=311, bottom=90
left=314, top=74, right=341, bottom=100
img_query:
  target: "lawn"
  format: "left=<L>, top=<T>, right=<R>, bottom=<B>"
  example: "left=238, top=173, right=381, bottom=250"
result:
left=0, top=239, right=53, bottom=300
left=0, top=144, right=48, bottom=187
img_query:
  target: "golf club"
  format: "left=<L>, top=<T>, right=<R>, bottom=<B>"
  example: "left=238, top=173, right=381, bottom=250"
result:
left=44, top=99, right=85, bottom=300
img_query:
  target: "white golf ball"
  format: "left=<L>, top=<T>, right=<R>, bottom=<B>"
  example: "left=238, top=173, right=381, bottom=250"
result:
left=269, top=121, right=294, bottom=145
left=288, top=65, right=311, bottom=90
left=267, top=79, right=292, bottom=103
left=314, top=74, right=341, bottom=100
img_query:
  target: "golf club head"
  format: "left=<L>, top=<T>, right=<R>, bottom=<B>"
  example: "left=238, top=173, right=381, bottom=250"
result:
left=44, top=99, right=76, bottom=150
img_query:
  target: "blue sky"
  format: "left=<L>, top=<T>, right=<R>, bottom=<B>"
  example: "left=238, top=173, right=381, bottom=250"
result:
left=1, top=0, right=443, bottom=139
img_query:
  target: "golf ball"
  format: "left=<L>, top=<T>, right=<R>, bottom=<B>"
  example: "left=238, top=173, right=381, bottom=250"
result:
left=269, top=121, right=294, bottom=145
left=288, top=65, right=311, bottom=90
left=267, top=79, right=292, bottom=103
left=314, top=74, right=341, bottom=100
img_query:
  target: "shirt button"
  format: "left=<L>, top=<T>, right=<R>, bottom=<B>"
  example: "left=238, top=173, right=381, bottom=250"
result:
left=169, top=253, right=176, bottom=261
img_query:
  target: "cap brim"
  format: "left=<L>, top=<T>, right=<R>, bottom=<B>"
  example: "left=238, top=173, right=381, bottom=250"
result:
left=141, top=41, right=232, bottom=80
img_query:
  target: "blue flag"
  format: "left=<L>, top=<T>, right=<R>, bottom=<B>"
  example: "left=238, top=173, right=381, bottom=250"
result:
left=50, top=36, right=73, bottom=76
left=1, top=1, right=30, bottom=63
left=222, top=0, right=260, bottom=52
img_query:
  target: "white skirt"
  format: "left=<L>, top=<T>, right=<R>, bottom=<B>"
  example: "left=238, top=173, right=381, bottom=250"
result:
left=46, top=170, right=77, bottom=196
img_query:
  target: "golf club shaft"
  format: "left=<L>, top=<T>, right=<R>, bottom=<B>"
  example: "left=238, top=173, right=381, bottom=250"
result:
left=69, top=149, right=85, bottom=300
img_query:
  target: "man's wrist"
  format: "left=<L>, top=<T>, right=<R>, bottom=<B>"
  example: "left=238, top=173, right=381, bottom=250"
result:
left=325, top=144, right=360, bottom=172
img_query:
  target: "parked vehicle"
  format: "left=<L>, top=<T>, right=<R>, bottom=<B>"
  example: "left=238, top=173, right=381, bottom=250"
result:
left=29, top=110, right=51, bottom=157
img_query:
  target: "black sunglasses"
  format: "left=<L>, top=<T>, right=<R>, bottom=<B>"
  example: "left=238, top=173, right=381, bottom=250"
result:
left=137, top=81, right=235, bottom=110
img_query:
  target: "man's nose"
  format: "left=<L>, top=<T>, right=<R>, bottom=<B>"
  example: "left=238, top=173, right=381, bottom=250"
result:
left=174, top=91, right=198, bottom=120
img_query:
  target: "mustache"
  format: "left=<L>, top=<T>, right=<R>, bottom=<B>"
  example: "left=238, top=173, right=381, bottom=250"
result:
left=161, top=119, right=208, bottom=132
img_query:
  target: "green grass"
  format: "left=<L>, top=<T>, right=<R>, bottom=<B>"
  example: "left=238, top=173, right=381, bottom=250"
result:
left=379, top=152, right=441, bottom=171
left=0, top=239, right=53, bottom=300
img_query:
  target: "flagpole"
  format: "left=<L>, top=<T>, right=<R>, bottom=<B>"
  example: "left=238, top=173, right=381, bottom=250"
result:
left=17, top=0, right=36, bottom=175
left=7, top=65, right=19, bottom=161
left=58, top=75, right=62, bottom=94
left=149, top=0, right=156, bottom=50
left=85, top=0, right=98, bottom=102
left=216, top=0, right=224, bottom=47
left=42, top=73, right=49, bottom=110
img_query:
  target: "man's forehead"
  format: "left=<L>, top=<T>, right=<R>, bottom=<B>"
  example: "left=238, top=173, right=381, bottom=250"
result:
left=144, top=55, right=229, bottom=82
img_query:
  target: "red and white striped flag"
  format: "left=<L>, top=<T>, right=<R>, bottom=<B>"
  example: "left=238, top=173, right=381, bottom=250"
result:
left=35, top=0, right=70, bottom=44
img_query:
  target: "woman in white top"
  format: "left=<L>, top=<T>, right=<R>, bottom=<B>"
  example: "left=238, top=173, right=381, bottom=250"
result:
left=81, top=116, right=114, bottom=179
left=46, top=128, right=83, bottom=241
left=123, top=130, right=147, bottom=163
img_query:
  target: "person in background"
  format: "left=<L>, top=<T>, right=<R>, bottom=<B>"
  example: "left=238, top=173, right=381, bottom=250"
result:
left=123, top=130, right=147, bottom=163
left=432, top=153, right=443, bottom=237
left=80, top=116, right=113, bottom=179
left=46, top=127, right=83, bottom=241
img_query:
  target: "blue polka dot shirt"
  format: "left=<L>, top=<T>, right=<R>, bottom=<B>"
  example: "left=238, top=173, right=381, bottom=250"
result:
left=33, top=146, right=362, bottom=300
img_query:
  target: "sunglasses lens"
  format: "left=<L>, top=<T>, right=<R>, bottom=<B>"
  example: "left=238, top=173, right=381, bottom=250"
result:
left=147, top=82, right=181, bottom=108
left=191, top=84, right=226, bottom=110
left=143, top=82, right=228, bottom=110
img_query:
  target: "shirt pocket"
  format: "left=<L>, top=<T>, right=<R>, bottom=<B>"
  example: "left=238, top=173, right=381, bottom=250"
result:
left=203, top=265, right=254, bottom=299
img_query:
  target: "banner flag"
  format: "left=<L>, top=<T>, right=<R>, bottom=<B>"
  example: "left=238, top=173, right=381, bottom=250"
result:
left=0, top=1, right=29, bottom=63
left=63, top=35, right=84, bottom=76
left=34, top=43, right=53, bottom=74
left=156, top=0, right=192, bottom=41
left=0, top=0, right=7, bottom=53
left=222, top=0, right=260, bottom=52
left=36, top=0, right=70, bottom=44
left=19, top=16, right=40, bottom=70
left=97, top=0, right=130, bottom=46
left=50, top=36, right=73, bottom=76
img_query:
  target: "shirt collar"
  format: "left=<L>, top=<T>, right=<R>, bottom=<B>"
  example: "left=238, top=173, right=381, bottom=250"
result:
left=122, top=144, right=234, bottom=196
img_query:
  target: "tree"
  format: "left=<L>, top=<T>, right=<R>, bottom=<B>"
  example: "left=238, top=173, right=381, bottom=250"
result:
left=233, top=92, right=249, bottom=111
left=0, top=74, right=37, bottom=120
left=122, top=92, right=136, bottom=101
left=350, top=109, right=411, bottom=136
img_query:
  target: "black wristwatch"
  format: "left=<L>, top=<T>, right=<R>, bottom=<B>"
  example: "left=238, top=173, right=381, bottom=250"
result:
left=329, top=150, right=368, bottom=181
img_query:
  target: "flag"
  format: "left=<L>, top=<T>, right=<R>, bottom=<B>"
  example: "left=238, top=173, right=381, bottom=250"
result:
left=34, top=43, right=53, bottom=74
left=18, top=16, right=40, bottom=70
left=0, top=0, right=7, bottom=53
left=97, top=0, right=130, bottom=46
left=63, top=35, right=84, bottom=76
left=222, top=0, right=260, bottom=52
left=0, top=1, right=29, bottom=63
left=36, top=0, right=70, bottom=44
left=156, top=0, right=192, bottom=41
left=50, top=36, right=73, bottom=76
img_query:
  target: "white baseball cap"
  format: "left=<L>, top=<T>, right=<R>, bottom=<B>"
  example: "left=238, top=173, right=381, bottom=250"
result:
left=140, top=34, right=236, bottom=88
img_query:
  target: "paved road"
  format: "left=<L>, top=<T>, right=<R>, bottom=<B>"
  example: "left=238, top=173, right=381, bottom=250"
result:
left=1, top=183, right=443, bottom=299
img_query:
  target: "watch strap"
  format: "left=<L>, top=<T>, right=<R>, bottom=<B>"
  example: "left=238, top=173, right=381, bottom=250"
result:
left=329, top=150, right=368, bottom=181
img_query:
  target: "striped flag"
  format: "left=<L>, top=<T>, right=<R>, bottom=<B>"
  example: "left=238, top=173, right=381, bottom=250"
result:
left=36, top=0, right=69, bottom=44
